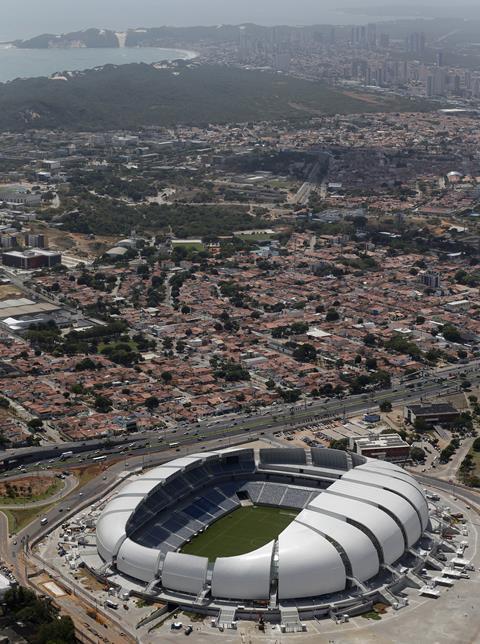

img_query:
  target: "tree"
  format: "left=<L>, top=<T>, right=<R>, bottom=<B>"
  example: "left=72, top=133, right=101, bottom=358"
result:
left=163, top=337, right=173, bottom=350
left=4, top=585, right=75, bottom=644
left=330, top=438, right=349, bottom=451
left=459, top=454, right=474, bottom=473
left=176, top=340, right=186, bottom=353
left=414, top=418, right=430, bottom=433
left=213, top=360, right=250, bottom=382
left=363, top=333, right=376, bottom=347
left=27, top=418, right=44, bottom=430
left=94, top=395, right=112, bottom=413
left=410, top=446, right=426, bottom=462
left=161, top=371, right=173, bottom=384
left=442, top=324, right=463, bottom=344
left=290, top=321, right=309, bottom=335
left=75, top=357, right=98, bottom=371
left=145, top=396, right=159, bottom=411
left=385, top=334, right=422, bottom=359
left=472, top=437, right=480, bottom=452
left=380, top=401, right=392, bottom=412
left=440, top=447, right=453, bottom=463
left=0, top=396, right=10, bottom=409
left=278, top=388, right=301, bottom=403
left=326, top=308, right=340, bottom=322
left=36, top=616, right=76, bottom=644
left=292, top=343, right=317, bottom=363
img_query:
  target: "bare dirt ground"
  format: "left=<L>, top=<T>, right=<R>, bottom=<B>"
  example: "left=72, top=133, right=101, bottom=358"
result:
left=28, top=222, right=118, bottom=258
left=0, top=473, right=57, bottom=498
left=0, top=284, right=23, bottom=300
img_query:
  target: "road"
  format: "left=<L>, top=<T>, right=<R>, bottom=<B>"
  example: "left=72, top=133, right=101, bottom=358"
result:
left=415, top=472, right=480, bottom=507
left=292, top=161, right=320, bottom=205
left=3, top=358, right=480, bottom=475
left=439, top=435, right=474, bottom=482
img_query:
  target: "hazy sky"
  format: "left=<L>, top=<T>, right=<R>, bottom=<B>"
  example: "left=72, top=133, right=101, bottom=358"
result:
left=2, top=1, right=476, bottom=40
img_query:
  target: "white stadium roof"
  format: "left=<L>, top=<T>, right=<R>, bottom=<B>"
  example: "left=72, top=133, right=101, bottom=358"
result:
left=117, top=538, right=163, bottom=582
left=308, top=491, right=405, bottom=565
left=211, top=541, right=275, bottom=600
left=95, top=449, right=428, bottom=602
left=296, top=509, right=380, bottom=582
left=278, top=522, right=345, bottom=599
left=343, top=466, right=429, bottom=529
left=325, top=479, right=422, bottom=547
left=96, top=511, right=128, bottom=563
left=162, top=552, right=209, bottom=595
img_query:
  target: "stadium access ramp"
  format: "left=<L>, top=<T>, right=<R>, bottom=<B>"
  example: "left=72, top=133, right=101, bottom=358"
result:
left=280, top=605, right=304, bottom=632
left=217, top=606, right=237, bottom=629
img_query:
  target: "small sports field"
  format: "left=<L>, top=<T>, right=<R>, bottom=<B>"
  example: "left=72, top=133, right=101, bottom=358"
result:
left=180, top=505, right=298, bottom=560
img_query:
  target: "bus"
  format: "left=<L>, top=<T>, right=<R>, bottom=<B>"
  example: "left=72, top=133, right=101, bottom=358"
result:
left=60, top=451, right=73, bottom=460
left=168, top=442, right=180, bottom=448
left=93, top=455, right=107, bottom=462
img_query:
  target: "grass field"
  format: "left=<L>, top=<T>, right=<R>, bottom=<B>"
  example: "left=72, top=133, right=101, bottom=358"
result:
left=180, top=505, right=298, bottom=560
left=3, top=503, right=55, bottom=534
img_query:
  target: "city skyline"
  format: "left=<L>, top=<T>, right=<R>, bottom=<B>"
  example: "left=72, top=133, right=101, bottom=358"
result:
left=2, top=0, right=479, bottom=40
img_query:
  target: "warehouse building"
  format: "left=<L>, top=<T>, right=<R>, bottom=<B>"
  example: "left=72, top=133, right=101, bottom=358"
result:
left=404, top=403, right=460, bottom=427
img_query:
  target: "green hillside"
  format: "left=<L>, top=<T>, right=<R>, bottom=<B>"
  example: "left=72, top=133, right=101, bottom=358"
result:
left=0, top=63, right=433, bottom=132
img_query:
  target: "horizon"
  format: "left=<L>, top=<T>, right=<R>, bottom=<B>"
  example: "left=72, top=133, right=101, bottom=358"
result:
left=3, top=0, right=480, bottom=41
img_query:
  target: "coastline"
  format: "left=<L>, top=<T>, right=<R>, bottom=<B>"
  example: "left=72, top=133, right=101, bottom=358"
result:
left=0, top=46, right=200, bottom=83
left=172, top=48, right=199, bottom=60
left=0, top=43, right=198, bottom=58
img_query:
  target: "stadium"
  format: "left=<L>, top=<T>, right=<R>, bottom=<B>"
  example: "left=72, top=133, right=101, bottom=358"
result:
left=93, top=446, right=433, bottom=627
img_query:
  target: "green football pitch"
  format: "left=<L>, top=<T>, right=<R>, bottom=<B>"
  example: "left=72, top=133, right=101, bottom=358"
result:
left=180, top=505, right=298, bottom=561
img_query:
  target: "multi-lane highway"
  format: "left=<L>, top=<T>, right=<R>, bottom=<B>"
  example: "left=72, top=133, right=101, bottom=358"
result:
left=2, top=358, right=479, bottom=475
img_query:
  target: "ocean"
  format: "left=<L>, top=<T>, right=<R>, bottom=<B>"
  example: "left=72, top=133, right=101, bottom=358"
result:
left=0, top=47, right=196, bottom=83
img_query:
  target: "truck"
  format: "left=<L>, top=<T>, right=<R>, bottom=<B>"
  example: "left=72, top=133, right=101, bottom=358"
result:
left=104, top=599, right=119, bottom=609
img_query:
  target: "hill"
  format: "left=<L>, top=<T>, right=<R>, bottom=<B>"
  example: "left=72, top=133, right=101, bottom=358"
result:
left=0, top=64, right=432, bottom=132
left=16, top=28, right=119, bottom=49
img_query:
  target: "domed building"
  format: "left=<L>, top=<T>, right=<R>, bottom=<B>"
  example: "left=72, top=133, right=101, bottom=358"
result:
left=92, top=446, right=436, bottom=625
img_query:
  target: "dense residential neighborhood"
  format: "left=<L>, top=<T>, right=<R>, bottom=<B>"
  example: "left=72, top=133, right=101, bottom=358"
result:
left=0, top=108, right=480, bottom=452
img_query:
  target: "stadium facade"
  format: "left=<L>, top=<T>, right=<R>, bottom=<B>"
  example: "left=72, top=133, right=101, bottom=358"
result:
left=93, top=447, right=433, bottom=624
